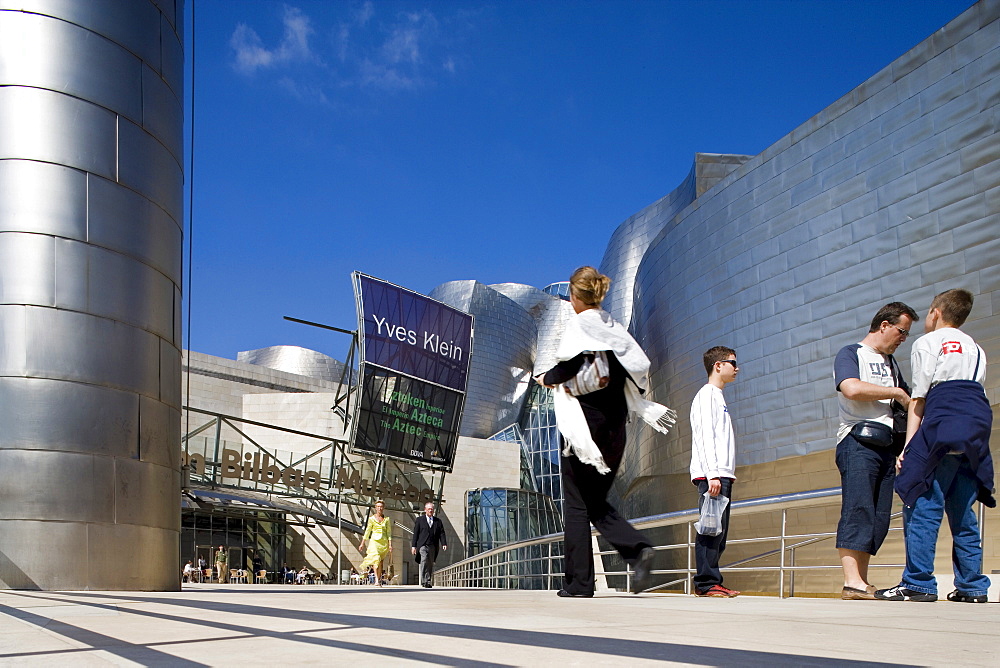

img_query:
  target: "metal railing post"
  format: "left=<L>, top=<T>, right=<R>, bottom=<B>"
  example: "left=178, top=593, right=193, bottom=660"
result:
left=779, top=508, right=787, bottom=599
left=686, top=521, right=693, bottom=595
left=790, top=546, right=796, bottom=598
left=547, top=542, right=553, bottom=590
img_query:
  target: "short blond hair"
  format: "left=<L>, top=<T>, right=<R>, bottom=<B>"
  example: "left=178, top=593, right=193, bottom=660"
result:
left=569, top=266, right=611, bottom=306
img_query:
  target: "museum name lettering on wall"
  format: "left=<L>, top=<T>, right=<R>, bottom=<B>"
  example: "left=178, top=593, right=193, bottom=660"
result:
left=335, top=467, right=435, bottom=503
left=183, top=450, right=324, bottom=490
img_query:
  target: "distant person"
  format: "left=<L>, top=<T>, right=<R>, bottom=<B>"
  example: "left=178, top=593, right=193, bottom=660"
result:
left=535, top=266, right=676, bottom=597
left=358, top=500, right=393, bottom=587
left=689, top=346, right=740, bottom=598
left=198, top=557, right=207, bottom=571
left=282, top=563, right=295, bottom=584
left=834, top=302, right=917, bottom=599
left=296, top=567, right=310, bottom=585
left=876, top=290, right=994, bottom=603
left=182, top=560, right=196, bottom=583
left=252, top=553, right=264, bottom=575
left=214, top=545, right=228, bottom=584
left=411, top=501, right=448, bottom=588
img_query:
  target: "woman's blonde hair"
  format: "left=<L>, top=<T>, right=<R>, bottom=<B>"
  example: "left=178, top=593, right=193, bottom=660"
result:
left=569, top=266, right=611, bottom=306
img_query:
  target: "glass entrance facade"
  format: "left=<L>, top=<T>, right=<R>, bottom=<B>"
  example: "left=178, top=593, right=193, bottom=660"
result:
left=181, top=508, right=289, bottom=579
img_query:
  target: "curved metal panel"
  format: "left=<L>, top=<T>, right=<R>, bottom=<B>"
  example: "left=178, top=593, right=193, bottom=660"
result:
left=54, top=236, right=89, bottom=312
left=237, top=345, right=345, bottom=382
left=86, top=524, right=179, bottom=591
left=87, top=173, right=182, bottom=279
left=430, top=281, right=537, bottom=438
left=0, top=0, right=182, bottom=591
left=0, top=520, right=88, bottom=589
left=151, top=0, right=180, bottom=33
left=0, top=10, right=142, bottom=121
left=0, top=376, right=138, bottom=457
left=115, top=458, right=181, bottom=531
left=0, top=305, right=26, bottom=375
left=23, top=307, right=160, bottom=398
left=0, top=87, right=116, bottom=179
left=173, top=283, right=182, bottom=347
left=0, top=450, right=115, bottom=523
left=139, top=396, right=180, bottom=468
left=0, top=1, right=160, bottom=68
left=160, top=11, right=184, bottom=98
left=488, top=282, right=573, bottom=377
left=86, top=242, right=175, bottom=340
left=141, top=63, right=183, bottom=163
left=0, top=160, right=86, bottom=239
left=0, top=232, right=54, bottom=306
left=160, top=338, right=181, bottom=409
left=117, top=117, right=183, bottom=222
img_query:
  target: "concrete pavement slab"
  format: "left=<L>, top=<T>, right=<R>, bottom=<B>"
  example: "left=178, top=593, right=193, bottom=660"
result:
left=0, top=585, right=996, bottom=666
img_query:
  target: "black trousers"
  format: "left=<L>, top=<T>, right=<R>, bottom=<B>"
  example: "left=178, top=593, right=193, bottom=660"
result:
left=561, top=426, right=651, bottom=595
left=693, top=478, right=733, bottom=592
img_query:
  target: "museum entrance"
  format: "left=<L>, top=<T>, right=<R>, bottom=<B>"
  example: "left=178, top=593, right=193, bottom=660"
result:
left=181, top=507, right=289, bottom=581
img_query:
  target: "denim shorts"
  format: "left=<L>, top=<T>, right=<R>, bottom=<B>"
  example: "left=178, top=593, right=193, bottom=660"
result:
left=835, top=433, right=896, bottom=554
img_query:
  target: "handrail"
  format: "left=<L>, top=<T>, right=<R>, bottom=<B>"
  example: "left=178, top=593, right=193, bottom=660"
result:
left=445, top=487, right=843, bottom=566
left=435, top=486, right=917, bottom=597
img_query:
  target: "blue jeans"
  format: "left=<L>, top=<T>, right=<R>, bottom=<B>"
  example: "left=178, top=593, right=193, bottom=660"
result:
left=901, top=455, right=990, bottom=596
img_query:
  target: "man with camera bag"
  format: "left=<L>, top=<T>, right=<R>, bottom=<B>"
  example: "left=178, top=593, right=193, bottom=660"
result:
left=833, top=302, right=917, bottom=600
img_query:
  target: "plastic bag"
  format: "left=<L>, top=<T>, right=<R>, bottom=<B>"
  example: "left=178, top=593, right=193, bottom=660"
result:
left=694, top=491, right=729, bottom=536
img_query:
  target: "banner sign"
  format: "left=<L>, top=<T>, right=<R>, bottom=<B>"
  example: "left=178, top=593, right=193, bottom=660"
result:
left=351, top=273, right=474, bottom=470
left=355, top=273, right=473, bottom=392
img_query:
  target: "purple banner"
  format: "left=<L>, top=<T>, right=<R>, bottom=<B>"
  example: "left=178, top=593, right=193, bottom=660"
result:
left=354, top=273, right=473, bottom=392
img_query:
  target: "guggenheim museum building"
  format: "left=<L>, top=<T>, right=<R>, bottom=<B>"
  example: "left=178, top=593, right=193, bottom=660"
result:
left=0, top=0, right=997, bottom=593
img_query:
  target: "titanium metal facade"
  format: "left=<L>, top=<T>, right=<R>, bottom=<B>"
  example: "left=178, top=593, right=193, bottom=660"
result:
left=429, top=280, right=538, bottom=438
left=0, top=1, right=184, bottom=589
left=599, top=153, right=751, bottom=329
left=617, top=0, right=1000, bottom=517
left=238, top=345, right=345, bottom=384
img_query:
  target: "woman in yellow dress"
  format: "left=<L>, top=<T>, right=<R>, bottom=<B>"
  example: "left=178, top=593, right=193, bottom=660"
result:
left=358, top=500, right=392, bottom=587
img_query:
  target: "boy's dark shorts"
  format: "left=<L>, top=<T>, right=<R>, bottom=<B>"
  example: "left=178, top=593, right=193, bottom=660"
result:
left=835, top=433, right=896, bottom=554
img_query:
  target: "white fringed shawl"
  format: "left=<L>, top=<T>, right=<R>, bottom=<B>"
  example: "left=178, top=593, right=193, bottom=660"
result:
left=551, top=308, right=677, bottom=474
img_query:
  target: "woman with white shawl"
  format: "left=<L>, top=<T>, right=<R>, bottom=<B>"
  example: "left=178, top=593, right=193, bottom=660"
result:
left=535, top=267, right=676, bottom=597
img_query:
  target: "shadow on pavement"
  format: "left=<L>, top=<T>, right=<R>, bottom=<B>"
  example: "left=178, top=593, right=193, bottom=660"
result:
left=2, top=590, right=921, bottom=667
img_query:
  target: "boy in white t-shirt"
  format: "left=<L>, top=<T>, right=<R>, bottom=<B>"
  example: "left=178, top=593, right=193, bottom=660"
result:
left=689, top=346, right=740, bottom=597
left=876, top=289, right=994, bottom=603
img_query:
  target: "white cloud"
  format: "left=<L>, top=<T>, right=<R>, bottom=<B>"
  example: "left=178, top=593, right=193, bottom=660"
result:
left=355, top=1, right=374, bottom=27
left=231, top=3, right=469, bottom=101
left=231, top=5, right=315, bottom=74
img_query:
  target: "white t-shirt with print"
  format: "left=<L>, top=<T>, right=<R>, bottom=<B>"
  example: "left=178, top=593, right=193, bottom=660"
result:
left=909, top=327, right=986, bottom=399
left=834, top=343, right=908, bottom=443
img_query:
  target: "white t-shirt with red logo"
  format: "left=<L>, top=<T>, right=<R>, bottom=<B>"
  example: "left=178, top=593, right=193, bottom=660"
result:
left=909, top=327, right=986, bottom=400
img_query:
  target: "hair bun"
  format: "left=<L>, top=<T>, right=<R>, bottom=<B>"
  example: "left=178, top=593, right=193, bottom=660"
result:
left=570, top=266, right=611, bottom=306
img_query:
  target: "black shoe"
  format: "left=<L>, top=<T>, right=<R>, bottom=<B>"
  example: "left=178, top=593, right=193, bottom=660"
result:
left=557, top=589, right=593, bottom=598
left=947, top=589, right=987, bottom=603
left=422, top=583, right=432, bottom=588
left=874, top=584, right=937, bottom=602
left=632, top=547, right=655, bottom=593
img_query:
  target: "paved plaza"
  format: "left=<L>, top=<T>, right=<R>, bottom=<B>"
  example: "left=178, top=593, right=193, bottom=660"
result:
left=0, top=584, right=997, bottom=666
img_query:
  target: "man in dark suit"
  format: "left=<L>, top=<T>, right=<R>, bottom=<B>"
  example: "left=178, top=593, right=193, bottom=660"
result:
left=411, top=501, right=447, bottom=588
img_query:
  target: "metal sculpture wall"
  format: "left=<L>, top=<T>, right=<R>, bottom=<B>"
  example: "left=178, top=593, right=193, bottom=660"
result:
left=0, top=0, right=184, bottom=589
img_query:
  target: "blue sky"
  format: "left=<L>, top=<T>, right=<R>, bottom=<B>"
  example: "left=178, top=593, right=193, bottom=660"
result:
left=184, top=0, right=974, bottom=362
